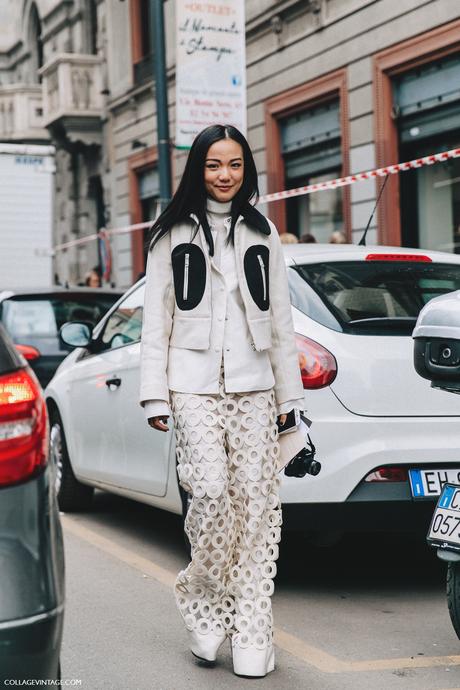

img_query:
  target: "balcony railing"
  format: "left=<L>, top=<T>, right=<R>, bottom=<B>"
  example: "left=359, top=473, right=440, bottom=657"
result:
left=0, top=85, right=48, bottom=142
left=39, top=54, right=104, bottom=144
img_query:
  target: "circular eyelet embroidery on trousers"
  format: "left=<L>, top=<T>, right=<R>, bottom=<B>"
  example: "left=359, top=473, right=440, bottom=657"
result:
left=170, top=359, right=282, bottom=656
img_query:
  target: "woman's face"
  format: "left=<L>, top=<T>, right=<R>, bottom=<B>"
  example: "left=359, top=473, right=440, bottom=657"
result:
left=204, top=138, right=244, bottom=202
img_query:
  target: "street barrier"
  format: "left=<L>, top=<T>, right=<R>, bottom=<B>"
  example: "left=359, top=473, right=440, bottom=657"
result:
left=258, top=147, right=460, bottom=204
left=49, top=146, right=460, bottom=255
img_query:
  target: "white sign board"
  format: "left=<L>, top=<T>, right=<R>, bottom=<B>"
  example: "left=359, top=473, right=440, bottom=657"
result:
left=175, top=0, right=246, bottom=149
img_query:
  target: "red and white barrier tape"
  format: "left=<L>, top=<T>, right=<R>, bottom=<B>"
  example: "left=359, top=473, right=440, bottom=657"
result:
left=51, top=147, right=460, bottom=253
left=52, top=221, right=154, bottom=253
left=258, top=147, right=460, bottom=204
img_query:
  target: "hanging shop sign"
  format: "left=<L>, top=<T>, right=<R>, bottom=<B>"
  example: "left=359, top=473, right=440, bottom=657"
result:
left=175, top=0, right=247, bottom=149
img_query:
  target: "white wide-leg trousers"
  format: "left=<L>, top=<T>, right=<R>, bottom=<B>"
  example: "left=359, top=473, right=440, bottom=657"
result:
left=170, top=359, right=282, bottom=673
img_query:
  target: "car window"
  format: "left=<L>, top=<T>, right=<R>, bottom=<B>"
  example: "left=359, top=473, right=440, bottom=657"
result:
left=0, top=294, right=119, bottom=344
left=288, top=268, right=342, bottom=332
left=2, top=300, right=58, bottom=338
left=290, top=260, right=460, bottom=335
left=101, top=285, right=145, bottom=350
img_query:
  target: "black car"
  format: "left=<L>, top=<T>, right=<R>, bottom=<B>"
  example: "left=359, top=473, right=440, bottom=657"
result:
left=0, top=322, right=64, bottom=681
left=0, top=287, right=123, bottom=388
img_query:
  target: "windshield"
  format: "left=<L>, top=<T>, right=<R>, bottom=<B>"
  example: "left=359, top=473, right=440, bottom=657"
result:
left=0, top=294, right=119, bottom=349
left=289, top=260, right=460, bottom=335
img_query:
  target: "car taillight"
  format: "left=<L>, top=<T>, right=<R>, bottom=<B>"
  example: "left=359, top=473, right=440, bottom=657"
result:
left=365, top=467, right=408, bottom=482
left=295, top=334, right=337, bottom=389
left=365, top=253, right=432, bottom=262
left=15, top=344, right=41, bottom=361
left=0, top=368, right=48, bottom=487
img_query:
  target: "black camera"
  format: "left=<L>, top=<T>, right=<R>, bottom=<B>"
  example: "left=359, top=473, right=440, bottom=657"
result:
left=283, top=436, right=321, bottom=478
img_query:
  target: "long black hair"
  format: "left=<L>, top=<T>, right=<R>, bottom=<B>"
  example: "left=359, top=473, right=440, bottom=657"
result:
left=144, top=124, right=270, bottom=256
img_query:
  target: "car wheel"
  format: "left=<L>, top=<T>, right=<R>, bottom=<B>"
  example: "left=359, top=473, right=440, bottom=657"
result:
left=447, top=562, right=460, bottom=640
left=179, top=483, right=192, bottom=557
left=49, top=410, right=94, bottom=512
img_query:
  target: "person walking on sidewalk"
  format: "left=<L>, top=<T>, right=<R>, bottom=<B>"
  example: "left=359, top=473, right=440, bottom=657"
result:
left=139, top=124, right=305, bottom=678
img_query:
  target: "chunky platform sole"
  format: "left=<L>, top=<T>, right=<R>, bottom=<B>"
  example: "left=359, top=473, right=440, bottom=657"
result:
left=187, top=629, right=226, bottom=663
left=231, top=643, right=275, bottom=678
left=191, top=650, right=216, bottom=666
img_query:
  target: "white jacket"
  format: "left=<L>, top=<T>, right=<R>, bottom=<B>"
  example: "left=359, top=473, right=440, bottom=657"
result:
left=139, top=211, right=305, bottom=414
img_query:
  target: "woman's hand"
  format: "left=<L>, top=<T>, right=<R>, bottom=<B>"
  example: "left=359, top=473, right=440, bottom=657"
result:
left=278, top=414, right=287, bottom=426
left=148, top=415, right=169, bottom=432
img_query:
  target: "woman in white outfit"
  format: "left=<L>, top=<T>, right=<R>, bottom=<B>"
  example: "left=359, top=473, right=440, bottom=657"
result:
left=139, top=124, right=305, bottom=678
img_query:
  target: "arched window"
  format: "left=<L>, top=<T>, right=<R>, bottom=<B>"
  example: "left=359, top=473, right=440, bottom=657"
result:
left=29, top=2, right=43, bottom=83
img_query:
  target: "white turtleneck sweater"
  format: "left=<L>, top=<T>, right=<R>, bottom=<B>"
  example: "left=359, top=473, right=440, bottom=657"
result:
left=143, top=197, right=305, bottom=420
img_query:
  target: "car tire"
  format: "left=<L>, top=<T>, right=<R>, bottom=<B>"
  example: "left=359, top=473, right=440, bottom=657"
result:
left=447, top=562, right=460, bottom=640
left=49, top=410, right=94, bottom=512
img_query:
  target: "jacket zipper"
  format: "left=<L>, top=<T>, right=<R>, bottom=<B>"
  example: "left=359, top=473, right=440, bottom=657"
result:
left=257, top=254, right=266, bottom=301
left=183, top=253, right=190, bottom=300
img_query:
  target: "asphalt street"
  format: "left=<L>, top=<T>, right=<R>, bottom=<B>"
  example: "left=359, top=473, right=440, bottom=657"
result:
left=60, top=490, right=460, bottom=690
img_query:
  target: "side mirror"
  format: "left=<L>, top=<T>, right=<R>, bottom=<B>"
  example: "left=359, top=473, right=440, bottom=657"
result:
left=60, top=321, right=94, bottom=348
left=413, top=291, right=460, bottom=394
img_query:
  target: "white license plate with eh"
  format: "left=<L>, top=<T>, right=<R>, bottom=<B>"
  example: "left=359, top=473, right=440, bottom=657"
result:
left=409, top=469, right=460, bottom=498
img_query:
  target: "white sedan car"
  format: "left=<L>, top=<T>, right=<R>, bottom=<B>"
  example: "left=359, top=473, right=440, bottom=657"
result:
left=45, top=244, right=460, bottom=537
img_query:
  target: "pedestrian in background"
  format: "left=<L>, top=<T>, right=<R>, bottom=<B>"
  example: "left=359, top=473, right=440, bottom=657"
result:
left=279, top=232, right=298, bottom=244
left=84, top=266, right=102, bottom=287
left=139, top=124, right=305, bottom=678
left=299, top=233, right=317, bottom=243
left=329, top=230, right=347, bottom=244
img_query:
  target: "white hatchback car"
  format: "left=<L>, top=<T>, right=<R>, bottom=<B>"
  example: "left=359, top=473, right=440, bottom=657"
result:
left=45, top=244, right=460, bottom=537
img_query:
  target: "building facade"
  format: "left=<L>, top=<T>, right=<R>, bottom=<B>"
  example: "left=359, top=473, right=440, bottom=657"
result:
left=0, top=0, right=459, bottom=289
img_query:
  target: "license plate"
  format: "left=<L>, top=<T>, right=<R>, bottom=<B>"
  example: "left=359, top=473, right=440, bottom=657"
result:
left=427, top=484, right=460, bottom=550
left=409, top=469, right=460, bottom=498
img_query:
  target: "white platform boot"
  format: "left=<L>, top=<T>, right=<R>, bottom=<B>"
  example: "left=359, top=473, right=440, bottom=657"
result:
left=231, top=640, right=275, bottom=678
left=187, top=629, right=227, bottom=663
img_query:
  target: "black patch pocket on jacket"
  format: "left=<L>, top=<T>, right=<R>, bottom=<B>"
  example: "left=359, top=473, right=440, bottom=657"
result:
left=244, top=245, right=270, bottom=311
left=171, top=243, right=206, bottom=311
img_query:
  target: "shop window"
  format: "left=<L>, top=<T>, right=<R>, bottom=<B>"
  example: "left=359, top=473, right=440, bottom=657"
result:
left=280, top=100, right=343, bottom=242
left=395, top=55, right=460, bottom=252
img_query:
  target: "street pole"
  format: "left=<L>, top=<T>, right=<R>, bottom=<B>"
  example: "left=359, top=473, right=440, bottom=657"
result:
left=151, top=0, right=172, bottom=210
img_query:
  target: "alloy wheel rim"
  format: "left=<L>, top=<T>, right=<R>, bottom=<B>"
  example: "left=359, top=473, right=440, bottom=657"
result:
left=49, top=423, right=63, bottom=495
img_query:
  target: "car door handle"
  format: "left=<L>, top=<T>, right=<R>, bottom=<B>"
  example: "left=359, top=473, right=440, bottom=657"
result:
left=105, top=376, right=122, bottom=388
